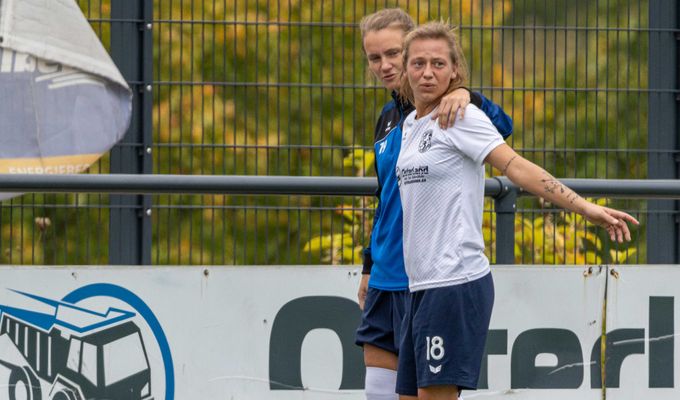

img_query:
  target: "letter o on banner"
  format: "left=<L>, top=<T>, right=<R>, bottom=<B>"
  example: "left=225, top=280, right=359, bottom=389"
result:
left=269, top=296, right=364, bottom=390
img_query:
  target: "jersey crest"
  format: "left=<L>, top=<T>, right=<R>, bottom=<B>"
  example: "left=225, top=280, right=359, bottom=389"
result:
left=418, top=129, right=433, bottom=153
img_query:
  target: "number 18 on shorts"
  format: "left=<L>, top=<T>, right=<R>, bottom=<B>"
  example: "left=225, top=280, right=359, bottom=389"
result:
left=396, top=274, right=494, bottom=394
left=426, top=336, right=445, bottom=374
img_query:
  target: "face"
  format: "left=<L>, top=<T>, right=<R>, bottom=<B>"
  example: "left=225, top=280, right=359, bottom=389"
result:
left=363, top=27, right=405, bottom=91
left=405, top=38, right=457, bottom=108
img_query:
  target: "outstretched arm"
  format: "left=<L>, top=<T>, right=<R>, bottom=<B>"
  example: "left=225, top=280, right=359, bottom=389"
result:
left=485, top=144, right=639, bottom=243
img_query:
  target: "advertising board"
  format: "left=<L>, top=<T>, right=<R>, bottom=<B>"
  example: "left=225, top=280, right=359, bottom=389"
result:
left=0, top=265, right=675, bottom=399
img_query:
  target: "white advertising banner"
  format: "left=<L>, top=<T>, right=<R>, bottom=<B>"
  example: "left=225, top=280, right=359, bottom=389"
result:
left=605, top=266, right=680, bottom=400
left=0, top=265, right=676, bottom=400
left=483, top=266, right=607, bottom=400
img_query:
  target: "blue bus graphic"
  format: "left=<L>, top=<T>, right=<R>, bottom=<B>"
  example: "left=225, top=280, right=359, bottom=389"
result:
left=0, top=290, right=153, bottom=400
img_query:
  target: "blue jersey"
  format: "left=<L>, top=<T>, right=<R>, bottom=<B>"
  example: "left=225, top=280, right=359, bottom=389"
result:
left=364, top=91, right=513, bottom=291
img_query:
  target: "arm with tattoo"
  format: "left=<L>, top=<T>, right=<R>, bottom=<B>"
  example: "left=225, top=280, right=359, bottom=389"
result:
left=540, top=171, right=582, bottom=205
left=485, top=144, right=639, bottom=242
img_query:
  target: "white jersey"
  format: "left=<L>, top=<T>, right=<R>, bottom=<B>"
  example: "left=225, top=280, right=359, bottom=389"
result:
left=396, top=104, right=505, bottom=291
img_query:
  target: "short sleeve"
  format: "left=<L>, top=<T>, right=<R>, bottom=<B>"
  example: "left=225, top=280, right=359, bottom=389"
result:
left=444, top=104, right=505, bottom=164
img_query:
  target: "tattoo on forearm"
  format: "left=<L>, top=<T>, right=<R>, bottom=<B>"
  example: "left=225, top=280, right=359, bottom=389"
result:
left=502, top=155, right=518, bottom=175
left=541, top=172, right=582, bottom=204
left=566, top=191, right=582, bottom=204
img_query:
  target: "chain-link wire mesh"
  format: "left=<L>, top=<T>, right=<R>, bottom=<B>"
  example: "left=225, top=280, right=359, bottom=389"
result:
left=0, top=0, right=661, bottom=265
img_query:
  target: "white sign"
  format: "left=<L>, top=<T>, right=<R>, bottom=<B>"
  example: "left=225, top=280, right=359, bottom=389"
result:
left=0, top=265, right=676, bottom=400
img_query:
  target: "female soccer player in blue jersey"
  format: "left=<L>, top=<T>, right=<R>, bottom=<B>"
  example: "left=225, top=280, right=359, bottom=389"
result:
left=355, top=9, right=513, bottom=400
left=395, top=22, right=639, bottom=400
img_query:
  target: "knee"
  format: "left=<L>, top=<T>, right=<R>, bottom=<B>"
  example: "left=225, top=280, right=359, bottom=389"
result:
left=417, top=385, right=460, bottom=400
left=364, top=344, right=398, bottom=370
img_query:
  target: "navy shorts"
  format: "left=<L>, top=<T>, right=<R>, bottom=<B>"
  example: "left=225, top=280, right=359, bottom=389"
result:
left=396, top=272, right=494, bottom=395
left=355, top=287, right=409, bottom=354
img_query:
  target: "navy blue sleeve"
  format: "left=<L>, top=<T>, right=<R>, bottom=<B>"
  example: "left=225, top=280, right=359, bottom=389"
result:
left=362, top=107, right=390, bottom=275
left=363, top=170, right=380, bottom=275
left=470, top=92, right=513, bottom=139
left=362, top=247, right=373, bottom=274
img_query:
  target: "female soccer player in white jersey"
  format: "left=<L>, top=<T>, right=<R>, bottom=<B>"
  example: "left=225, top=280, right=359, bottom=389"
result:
left=355, top=9, right=513, bottom=400
left=395, top=22, right=639, bottom=400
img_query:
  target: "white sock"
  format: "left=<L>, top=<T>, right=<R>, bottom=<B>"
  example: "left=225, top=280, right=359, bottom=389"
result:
left=365, top=367, right=398, bottom=400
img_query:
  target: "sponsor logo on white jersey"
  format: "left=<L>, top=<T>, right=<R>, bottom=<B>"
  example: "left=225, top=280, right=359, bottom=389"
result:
left=400, top=165, right=429, bottom=185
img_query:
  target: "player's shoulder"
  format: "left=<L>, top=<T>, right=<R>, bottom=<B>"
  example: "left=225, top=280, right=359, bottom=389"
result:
left=380, top=99, right=397, bottom=114
left=463, top=103, right=489, bottom=120
left=450, top=103, right=494, bottom=131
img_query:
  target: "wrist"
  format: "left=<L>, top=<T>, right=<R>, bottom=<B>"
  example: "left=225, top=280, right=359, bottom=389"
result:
left=572, top=197, right=588, bottom=216
left=362, top=252, right=373, bottom=274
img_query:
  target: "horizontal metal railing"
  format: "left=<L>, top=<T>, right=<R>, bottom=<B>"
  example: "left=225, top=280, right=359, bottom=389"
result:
left=1, top=174, right=680, bottom=198
left=1, top=174, right=677, bottom=264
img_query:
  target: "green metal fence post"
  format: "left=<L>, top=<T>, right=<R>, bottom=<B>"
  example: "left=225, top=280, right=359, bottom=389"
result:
left=648, top=0, right=679, bottom=263
left=109, top=0, right=153, bottom=265
left=494, top=177, right=517, bottom=264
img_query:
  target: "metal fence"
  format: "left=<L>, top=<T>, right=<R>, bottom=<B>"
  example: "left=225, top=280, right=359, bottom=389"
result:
left=0, top=0, right=676, bottom=266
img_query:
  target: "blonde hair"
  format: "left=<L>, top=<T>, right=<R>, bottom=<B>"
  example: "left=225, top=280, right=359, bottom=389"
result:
left=359, top=8, right=415, bottom=41
left=400, top=22, right=469, bottom=104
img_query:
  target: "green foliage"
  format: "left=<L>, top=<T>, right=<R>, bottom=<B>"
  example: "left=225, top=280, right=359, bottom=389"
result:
left=506, top=199, right=639, bottom=265
left=302, top=0, right=649, bottom=266
left=0, top=1, right=651, bottom=265
left=303, top=150, right=375, bottom=264
left=306, top=158, right=642, bottom=265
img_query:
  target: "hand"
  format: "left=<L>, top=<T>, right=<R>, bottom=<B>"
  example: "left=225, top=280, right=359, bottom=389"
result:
left=358, top=274, right=369, bottom=310
left=582, top=204, right=639, bottom=243
left=434, top=87, right=470, bottom=129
